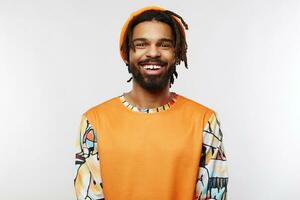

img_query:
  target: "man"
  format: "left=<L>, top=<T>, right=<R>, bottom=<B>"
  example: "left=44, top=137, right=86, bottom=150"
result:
left=74, top=6, right=228, bottom=200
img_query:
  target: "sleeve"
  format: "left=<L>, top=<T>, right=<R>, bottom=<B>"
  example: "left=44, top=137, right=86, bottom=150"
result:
left=74, top=115, right=105, bottom=200
left=194, top=112, right=228, bottom=200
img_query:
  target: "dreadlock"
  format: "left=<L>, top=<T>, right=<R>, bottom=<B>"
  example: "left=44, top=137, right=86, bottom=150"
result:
left=121, top=9, right=189, bottom=87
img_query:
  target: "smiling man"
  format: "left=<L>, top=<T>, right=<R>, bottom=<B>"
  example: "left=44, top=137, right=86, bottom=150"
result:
left=74, top=6, right=228, bottom=200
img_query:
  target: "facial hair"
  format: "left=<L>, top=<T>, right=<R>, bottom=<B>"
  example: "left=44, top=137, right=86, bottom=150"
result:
left=128, top=60, right=176, bottom=92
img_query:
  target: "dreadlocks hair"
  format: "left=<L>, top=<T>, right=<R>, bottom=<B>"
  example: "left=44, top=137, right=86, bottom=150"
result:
left=121, top=9, right=189, bottom=87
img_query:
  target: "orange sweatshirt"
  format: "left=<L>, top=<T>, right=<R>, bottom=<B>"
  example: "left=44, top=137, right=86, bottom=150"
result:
left=74, top=93, right=228, bottom=200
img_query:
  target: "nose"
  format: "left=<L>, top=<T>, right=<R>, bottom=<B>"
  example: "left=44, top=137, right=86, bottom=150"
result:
left=146, top=44, right=161, bottom=58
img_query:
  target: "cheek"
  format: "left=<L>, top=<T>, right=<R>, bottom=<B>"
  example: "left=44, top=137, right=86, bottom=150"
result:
left=129, top=50, right=145, bottom=63
left=165, top=51, right=176, bottom=62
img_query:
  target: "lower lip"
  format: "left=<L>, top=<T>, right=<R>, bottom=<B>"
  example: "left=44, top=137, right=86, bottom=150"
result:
left=141, top=66, right=164, bottom=75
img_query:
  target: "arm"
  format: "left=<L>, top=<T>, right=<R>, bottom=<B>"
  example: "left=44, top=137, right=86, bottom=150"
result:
left=74, top=115, right=105, bottom=200
left=195, top=112, right=228, bottom=200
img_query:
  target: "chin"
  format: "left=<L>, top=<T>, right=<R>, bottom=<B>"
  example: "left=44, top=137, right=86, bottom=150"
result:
left=138, top=76, right=170, bottom=91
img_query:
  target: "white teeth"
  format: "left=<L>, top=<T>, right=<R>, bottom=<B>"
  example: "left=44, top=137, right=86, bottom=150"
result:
left=143, top=65, right=162, bottom=70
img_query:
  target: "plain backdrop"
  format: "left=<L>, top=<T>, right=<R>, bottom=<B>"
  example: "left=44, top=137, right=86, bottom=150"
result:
left=0, top=0, right=299, bottom=199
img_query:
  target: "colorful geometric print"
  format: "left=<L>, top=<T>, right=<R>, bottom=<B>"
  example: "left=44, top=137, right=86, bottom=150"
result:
left=74, top=115, right=104, bottom=200
left=195, top=113, right=228, bottom=200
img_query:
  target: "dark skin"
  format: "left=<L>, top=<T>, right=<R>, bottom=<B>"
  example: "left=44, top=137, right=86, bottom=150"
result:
left=123, top=20, right=176, bottom=109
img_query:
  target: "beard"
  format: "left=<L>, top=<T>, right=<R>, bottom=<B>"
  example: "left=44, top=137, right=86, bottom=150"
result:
left=128, top=61, right=176, bottom=92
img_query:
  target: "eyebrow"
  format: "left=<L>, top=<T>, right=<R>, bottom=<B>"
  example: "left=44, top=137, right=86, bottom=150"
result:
left=132, top=38, right=174, bottom=43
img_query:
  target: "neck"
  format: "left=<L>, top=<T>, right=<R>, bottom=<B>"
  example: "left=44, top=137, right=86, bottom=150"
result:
left=124, top=80, right=172, bottom=109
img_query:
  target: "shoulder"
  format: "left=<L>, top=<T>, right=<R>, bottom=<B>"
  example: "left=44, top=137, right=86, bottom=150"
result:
left=82, top=96, right=121, bottom=119
left=178, top=94, right=218, bottom=124
left=179, top=94, right=215, bottom=114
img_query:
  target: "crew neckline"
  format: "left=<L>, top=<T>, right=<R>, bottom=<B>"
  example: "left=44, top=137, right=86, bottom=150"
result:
left=118, top=92, right=179, bottom=114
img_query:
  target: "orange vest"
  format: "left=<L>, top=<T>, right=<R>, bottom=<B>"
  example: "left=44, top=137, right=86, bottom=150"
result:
left=84, top=94, right=213, bottom=200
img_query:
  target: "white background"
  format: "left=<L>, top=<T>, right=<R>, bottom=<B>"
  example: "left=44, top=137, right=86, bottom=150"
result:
left=0, top=0, right=299, bottom=199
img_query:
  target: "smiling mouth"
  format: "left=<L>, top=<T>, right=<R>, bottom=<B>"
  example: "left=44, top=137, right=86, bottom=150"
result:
left=139, top=63, right=165, bottom=76
left=139, top=61, right=166, bottom=71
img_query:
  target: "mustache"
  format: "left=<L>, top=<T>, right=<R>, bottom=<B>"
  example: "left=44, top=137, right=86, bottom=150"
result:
left=138, top=59, right=166, bottom=66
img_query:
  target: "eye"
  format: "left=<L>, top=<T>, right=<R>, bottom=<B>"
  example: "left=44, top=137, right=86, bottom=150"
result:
left=160, top=42, right=173, bottom=48
left=134, top=42, right=146, bottom=48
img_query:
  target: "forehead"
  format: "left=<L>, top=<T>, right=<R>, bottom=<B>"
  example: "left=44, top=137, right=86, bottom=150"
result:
left=132, top=20, right=173, bottom=41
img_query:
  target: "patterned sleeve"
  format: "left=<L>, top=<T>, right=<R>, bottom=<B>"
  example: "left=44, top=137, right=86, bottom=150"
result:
left=195, top=112, right=228, bottom=200
left=74, top=115, right=105, bottom=200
